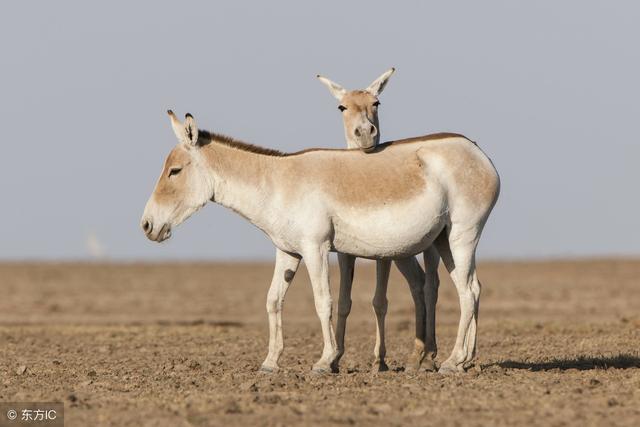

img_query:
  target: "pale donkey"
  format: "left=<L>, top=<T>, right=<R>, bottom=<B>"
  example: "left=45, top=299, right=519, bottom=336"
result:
left=141, top=110, right=499, bottom=374
left=317, top=68, right=440, bottom=372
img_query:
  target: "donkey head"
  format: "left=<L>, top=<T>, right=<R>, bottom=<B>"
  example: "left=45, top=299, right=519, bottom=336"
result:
left=141, top=111, right=213, bottom=242
left=317, top=68, right=395, bottom=152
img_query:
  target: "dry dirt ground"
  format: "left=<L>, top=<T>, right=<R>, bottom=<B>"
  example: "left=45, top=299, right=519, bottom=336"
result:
left=0, top=260, right=639, bottom=426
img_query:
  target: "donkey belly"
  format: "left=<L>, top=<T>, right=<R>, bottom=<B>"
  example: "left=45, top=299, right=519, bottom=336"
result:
left=331, top=196, right=447, bottom=259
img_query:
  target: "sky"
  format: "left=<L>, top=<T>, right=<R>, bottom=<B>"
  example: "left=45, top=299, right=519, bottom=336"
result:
left=0, top=1, right=638, bottom=261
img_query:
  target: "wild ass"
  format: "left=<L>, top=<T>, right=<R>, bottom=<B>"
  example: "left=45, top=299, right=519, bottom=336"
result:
left=141, top=111, right=499, bottom=374
left=317, top=68, right=440, bottom=372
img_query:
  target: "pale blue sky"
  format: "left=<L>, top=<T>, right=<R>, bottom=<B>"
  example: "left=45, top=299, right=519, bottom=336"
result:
left=0, top=1, right=638, bottom=260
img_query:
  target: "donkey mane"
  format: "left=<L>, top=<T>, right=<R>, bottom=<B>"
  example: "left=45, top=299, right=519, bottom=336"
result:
left=197, top=129, right=287, bottom=156
left=198, top=129, right=471, bottom=157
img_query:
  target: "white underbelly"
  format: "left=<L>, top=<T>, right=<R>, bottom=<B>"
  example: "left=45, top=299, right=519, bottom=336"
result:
left=330, top=195, right=447, bottom=258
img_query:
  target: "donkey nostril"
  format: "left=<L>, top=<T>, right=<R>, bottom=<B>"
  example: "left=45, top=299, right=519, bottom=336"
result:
left=142, top=220, right=152, bottom=234
left=370, top=125, right=377, bottom=136
left=354, top=128, right=361, bottom=137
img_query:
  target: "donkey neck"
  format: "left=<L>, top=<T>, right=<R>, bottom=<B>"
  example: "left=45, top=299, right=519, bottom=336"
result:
left=201, top=140, right=281, bottom=234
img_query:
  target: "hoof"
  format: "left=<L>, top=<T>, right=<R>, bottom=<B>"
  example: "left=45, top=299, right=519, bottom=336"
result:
left=371, top=361, right=389, bottom=373
left=311, top=366, right=331, bottom=375
left=438, top=362, right=464, bottom=375
left=405, top=355, right=425, bottom=374
left=312, top=360, right=338, bottom=374
left=421, top=358, right=438, bottom=372
left=259, top=364, right=278, bottom=373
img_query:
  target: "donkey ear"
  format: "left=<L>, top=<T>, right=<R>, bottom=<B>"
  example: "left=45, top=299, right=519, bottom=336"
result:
left=168, top=110, right=188, bottom=142
left=317, top=74, right=347, bottom=101
left=366, top=68, right=395, bottom=96
left=184, top=113, right=199, bottom=146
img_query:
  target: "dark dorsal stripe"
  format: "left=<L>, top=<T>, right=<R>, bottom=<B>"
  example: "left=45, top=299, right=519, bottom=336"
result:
left=198, top=129, right=470, bottom=157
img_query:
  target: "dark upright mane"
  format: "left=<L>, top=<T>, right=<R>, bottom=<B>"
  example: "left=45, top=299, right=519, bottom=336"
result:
left=197, top=129, right=286, bottom=156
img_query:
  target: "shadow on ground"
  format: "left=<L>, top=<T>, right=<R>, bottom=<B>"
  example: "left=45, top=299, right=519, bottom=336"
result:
left=494, top=354, right=640, bottom=371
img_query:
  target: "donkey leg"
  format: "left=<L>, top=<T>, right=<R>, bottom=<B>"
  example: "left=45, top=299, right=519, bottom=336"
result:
left=394, top=257, right=426, bottom=373
left=422, top=245, right=441, bottom=371
left=435, top=227, right=481, bottom=374
left=371, top=259, right=391, bottom=372
left=261, top=248, right=300, bottom=372
left=304, top=242, right=338, bottom=373
left=335, top=253, right=356, bottom=372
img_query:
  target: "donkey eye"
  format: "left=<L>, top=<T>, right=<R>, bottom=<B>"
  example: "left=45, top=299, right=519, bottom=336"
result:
left=168, top=167, right=182, bottom=177
left=338, top=105, right=347, bottom=112
left=373, top=101, right=380, bottom=107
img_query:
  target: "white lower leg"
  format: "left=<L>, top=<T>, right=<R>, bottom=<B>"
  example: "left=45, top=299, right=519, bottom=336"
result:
left=304, top=243, right=337, bottom=372
left=261, top=249, right=300, bottom=371
left=465, top=274, right=481, bottom=362
left=440, top=238, right=480, bottom=373
left=440, top=286, right=475, bottom=372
